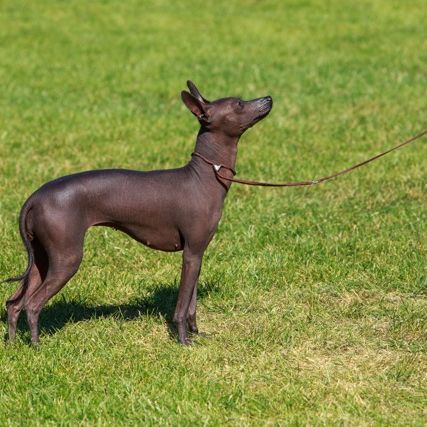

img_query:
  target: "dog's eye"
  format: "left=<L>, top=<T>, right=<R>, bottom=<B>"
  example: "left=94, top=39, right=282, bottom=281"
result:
left=237, top=100, right=244, bottom=109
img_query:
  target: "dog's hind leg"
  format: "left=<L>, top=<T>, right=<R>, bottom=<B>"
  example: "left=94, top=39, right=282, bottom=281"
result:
left=6, top=267, right=38, bottom=342
left=6, top=239, right=48, bottom=342
left=24, top=244, right=83, bottom=345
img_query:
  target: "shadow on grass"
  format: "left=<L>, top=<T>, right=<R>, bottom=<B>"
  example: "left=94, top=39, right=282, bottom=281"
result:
left=1, top=281, right=221, bottom=342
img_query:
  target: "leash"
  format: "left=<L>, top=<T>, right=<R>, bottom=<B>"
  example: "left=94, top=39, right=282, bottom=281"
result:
left=192, top=129, right=427, bottom=187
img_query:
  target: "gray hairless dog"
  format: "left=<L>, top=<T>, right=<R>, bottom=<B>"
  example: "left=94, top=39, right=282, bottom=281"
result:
left=4, top=81, right=272, bottom=345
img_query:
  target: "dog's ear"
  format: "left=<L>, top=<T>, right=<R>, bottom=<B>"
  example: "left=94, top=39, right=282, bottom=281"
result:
left=181, top=91, right=209, bottom=122
left=187, top=80, right=210, bottom=104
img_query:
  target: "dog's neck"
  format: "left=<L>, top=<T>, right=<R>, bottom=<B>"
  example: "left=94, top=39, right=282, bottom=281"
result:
left=193, top=128, right=239, bottom=170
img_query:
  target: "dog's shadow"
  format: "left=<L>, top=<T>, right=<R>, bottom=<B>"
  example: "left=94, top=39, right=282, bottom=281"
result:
left=2, top=282, right=218, bottom=342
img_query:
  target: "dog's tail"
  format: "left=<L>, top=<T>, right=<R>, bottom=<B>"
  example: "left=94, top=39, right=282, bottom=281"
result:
left=1, top=200, right=34, bottom=285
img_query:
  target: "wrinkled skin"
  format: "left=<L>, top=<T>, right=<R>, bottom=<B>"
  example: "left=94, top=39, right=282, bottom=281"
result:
left=5, top=81, right=273, bottom=345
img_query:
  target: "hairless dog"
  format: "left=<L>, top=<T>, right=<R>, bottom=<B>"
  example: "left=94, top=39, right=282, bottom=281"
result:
left=4, top=81, right=272, bottom=345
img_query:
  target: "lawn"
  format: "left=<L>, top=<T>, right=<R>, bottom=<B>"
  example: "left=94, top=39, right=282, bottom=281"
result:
left=0, top=0, right=426, bottom=425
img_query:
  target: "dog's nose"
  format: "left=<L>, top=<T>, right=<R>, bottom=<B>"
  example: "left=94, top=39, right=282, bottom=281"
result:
left=263, top=96, right=272, bottom=106
left=255, top=96, right=273, bottom=114
left=263, top=96, right=273, bottom=108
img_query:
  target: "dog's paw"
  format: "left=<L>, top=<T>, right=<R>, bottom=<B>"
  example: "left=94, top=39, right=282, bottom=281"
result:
left=180, top=337, right=193, bottom=346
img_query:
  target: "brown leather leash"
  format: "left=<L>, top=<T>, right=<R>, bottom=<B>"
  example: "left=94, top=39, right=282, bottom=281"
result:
left=192, top=129, right=427, bottom=187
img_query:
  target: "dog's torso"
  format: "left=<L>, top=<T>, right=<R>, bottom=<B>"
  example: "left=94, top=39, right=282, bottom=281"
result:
left=27, top=165, right=226, bottom=252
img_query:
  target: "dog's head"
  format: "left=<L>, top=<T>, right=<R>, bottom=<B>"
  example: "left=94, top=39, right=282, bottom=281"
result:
left=181, top=81, right=272, bottom=138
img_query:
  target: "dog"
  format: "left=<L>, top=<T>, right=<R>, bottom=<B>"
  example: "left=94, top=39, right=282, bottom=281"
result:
left=4, top=81, right=272, bottom=345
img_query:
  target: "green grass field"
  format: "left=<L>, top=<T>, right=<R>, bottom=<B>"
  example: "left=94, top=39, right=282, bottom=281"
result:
left=1, top=0, right=426, bottom=425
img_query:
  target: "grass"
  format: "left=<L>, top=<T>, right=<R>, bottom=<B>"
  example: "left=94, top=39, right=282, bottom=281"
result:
left=0, top=0, right=426, bottom=424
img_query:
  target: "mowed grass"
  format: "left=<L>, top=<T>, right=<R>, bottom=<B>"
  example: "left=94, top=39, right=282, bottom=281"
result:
left=0, top=0, right=426, bottom=424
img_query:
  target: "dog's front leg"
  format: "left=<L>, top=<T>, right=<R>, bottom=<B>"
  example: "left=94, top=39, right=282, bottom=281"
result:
left=173, top=248, right=202, bottom=345
left=187, top=284, right=198, bottom=334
